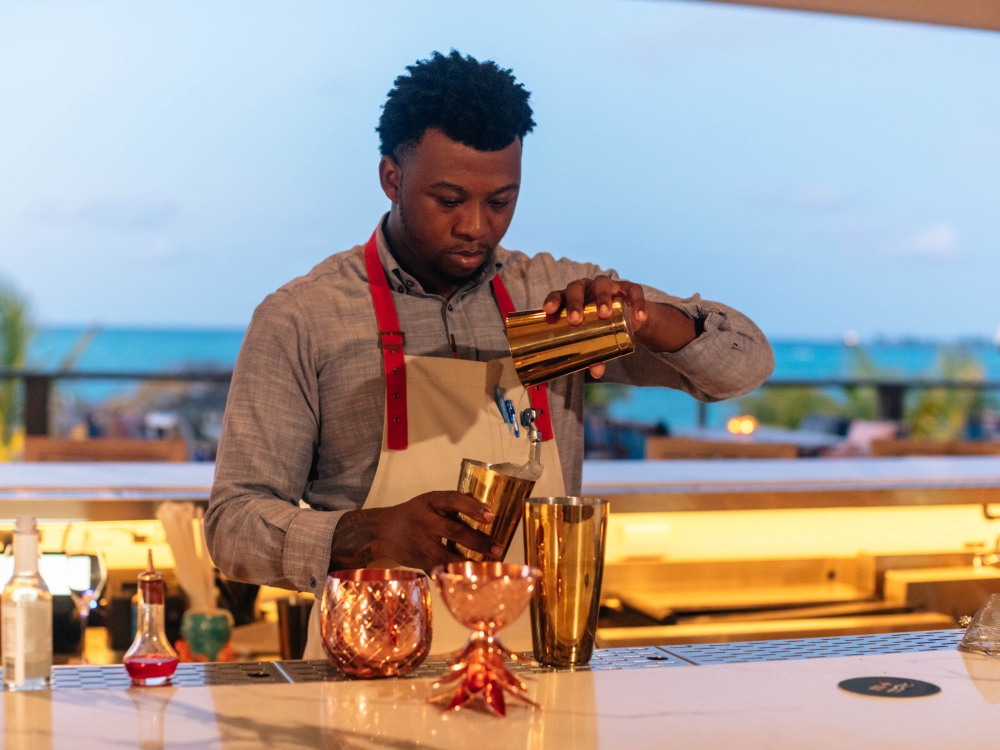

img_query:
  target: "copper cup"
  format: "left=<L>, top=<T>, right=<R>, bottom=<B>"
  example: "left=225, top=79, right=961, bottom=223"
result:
left=320, top=569, right=432, bottom=679
left=430, top=562, right=541, bottom=715
left=524, top=496, right=609, bottom=667
left=506, top=299, right=635, bottom=387
left=451, top=459, right=537, bottom=562
left=432, top=562, right=539, bottom=632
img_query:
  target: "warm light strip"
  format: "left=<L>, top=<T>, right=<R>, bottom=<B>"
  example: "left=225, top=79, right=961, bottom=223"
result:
left=606, top=505, right=1000, bottom=563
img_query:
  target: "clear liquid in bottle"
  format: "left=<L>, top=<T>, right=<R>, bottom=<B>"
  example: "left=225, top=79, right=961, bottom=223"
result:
left=2, top=515, right=53, bottom=691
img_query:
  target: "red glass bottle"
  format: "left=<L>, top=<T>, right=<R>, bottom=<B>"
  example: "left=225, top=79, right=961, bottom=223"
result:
left=123, top=551, right=178, bottom=687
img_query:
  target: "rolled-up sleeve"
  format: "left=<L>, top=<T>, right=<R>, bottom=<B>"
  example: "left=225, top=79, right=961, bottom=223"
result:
left=206, top=291, right=344, bottom=594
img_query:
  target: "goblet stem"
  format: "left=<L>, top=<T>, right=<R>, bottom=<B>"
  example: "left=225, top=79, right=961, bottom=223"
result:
left=431, top=631, right=538, bottom=717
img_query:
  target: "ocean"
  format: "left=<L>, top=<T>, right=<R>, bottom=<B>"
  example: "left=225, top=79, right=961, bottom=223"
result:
left=28, top=329, right=1000, bottom=429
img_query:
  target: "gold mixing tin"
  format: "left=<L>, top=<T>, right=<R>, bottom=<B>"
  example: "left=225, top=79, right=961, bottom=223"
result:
left=524, top=496, right=609, bottom=667
left=505, top=299, right=635, bottom=387
left=451, top=459, right=537, bottom=562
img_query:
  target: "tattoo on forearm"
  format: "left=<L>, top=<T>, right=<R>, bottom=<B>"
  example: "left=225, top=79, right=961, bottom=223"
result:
left=329, top=509, right=384, bottom=570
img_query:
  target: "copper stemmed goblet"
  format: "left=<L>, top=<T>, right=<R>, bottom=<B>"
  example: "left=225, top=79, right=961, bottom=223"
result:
left=429, top=562, right=540, bottom=716
left=320, top=569, right=433, bottom=679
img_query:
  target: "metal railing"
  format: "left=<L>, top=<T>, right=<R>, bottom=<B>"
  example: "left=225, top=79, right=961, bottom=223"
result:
left=761, top=378, right=1000, bottom=423
left=0, top=370, right=233, bottom=435
left=673, top=378, right=1000, bottom=428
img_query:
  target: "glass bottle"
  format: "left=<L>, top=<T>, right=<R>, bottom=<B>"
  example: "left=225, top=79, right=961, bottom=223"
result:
left=2, top=515, right=53, bottom=691
left=123, top=550, right=179, bottom=687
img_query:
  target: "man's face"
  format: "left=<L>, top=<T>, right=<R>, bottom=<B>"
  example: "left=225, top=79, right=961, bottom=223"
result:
left=379, top=128, right=521, bottom=283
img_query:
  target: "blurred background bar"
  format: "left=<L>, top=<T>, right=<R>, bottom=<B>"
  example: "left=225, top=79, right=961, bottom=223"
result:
left=1, top=0, right=999, bottom=670
left=695, top=0, right=1000, bottom=33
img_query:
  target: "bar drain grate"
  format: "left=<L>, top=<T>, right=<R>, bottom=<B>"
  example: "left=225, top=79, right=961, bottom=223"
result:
left=540, top=646, right=689, bottom=672
left=1, top=632, right=963, bottom=690
left=275, top=646, right=687, bottom=683
left=661, top=629, right=965, bottom=666
left=2, top=661, right=288, bottom=691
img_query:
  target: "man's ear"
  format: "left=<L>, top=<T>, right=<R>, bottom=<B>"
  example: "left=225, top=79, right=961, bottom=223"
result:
left=379, top=155, right=402, bottom=203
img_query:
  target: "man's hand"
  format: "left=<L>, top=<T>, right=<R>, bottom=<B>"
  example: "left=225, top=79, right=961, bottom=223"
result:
left=329, top=491, right=500, bottom=573
left=543, top=275, right=697, bottom=377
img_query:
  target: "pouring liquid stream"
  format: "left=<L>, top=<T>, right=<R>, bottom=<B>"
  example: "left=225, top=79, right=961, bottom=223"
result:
left=490, top=409, right=544, bottom=482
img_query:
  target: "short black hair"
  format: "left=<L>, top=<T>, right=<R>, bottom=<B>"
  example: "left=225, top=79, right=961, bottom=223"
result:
left=378, top=50, right=535, bottom=160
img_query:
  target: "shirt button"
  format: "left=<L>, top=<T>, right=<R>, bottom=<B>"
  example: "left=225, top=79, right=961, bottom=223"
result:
left=398, top=286, right=404, bottom=293
left=310, top=575, right=316, bottom=589
left=405, top=280, right=414, bottom=288
left=447, top=304, right=453, bottom=311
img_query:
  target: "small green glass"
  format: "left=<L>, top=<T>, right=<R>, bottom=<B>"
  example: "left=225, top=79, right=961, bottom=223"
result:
left=181, top=609, right=233, bottom=661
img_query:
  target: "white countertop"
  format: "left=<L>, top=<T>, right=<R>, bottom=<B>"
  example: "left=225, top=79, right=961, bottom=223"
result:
left=2, top=649, right=996, bottom=749
left=0, top=462, right=215, bottom=501
left=4, top=456, right=1000, bottom=502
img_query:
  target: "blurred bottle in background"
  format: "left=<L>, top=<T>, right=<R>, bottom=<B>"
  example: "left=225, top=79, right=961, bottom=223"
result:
left=2, top=515, right=53, bottom=691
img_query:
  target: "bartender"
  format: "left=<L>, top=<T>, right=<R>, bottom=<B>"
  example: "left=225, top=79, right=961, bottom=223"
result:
left=206, top=50, right=774, bottom=657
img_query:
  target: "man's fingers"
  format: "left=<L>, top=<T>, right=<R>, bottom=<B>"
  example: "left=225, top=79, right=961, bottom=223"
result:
left=435, top=518, right=500, bottom=557
left=417, top=542, right=466, bottom=571
left=546, top=277, right=648, bottom=329
left=625, top=282, right=647, bottom=324
left=564, top=279, right=589, bottom=325
left=426, top=491, right=495, bottom=524
left=542, top=290, right=564, bottom=316
left=592, top=275, right=615, bottom=319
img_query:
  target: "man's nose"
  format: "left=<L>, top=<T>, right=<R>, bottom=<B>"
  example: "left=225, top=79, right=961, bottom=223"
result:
left=453, top=203, right=487, bottom=242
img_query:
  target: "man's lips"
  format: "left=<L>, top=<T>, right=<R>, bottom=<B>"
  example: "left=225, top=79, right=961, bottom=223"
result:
left=448, top=247, right=489, bottom=267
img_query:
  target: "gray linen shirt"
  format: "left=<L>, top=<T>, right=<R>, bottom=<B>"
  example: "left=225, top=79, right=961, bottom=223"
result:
left=206, top=219, right=774, bottom=594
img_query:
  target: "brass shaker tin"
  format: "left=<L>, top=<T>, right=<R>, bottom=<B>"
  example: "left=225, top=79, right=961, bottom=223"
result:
left=505, top=299, right=635, bottom=387
left=524, top=496, right=609, bottom=667
left=451, top=459, right=536, bottom=562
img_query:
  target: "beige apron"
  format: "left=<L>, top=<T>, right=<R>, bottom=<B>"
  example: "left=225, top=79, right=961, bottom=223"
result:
left=302, top=353, right=566, bottom=659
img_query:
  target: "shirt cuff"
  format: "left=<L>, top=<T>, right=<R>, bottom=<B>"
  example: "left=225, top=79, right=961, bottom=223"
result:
left=281, top=508, right=347, bottom=594
left=654, top=308, right=742, bottom=395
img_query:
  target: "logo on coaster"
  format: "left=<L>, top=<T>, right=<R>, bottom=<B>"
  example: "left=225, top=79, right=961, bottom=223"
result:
left=838, top=676, right=941, bottom=699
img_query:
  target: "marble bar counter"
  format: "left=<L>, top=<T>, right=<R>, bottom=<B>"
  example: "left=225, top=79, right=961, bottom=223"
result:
left=2, top=630, right=998, bottom=749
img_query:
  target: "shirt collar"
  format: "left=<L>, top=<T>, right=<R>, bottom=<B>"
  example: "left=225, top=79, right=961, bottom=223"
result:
left=374, top=214, right=504, bottom=298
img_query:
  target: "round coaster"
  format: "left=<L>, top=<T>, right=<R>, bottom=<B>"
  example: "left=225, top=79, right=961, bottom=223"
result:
left=838, top=676, right=941, bottom=699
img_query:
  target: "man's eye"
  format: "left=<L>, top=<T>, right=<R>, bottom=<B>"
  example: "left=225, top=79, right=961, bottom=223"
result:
left=437, top=198, right=461, bottom=208
left=488, top=201, right=509, bottom=210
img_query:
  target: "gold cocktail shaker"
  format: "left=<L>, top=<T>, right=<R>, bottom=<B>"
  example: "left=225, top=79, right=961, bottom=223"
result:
left=505, top=299, right=635, bottom=387
left=451, top=459, right=537, bottom=562
left=524, top=496, right=609, bottom=667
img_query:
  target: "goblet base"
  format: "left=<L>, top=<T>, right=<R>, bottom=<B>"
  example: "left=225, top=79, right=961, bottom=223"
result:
left=430, top=632, right=538, bottom=717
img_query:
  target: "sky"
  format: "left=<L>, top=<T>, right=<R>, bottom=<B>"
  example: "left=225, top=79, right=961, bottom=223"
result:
left=1, top=1, right=998, bottom=339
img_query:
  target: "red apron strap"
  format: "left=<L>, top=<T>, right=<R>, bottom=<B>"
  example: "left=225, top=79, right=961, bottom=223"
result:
left=490, top=276, right=554, bottom=442
left=364, top=231, right=408, bottom=450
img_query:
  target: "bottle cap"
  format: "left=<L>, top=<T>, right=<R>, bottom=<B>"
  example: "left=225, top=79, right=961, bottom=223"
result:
left=14, top=515, right=37, bottom=534
left=138, top=548, right=164, bottom=604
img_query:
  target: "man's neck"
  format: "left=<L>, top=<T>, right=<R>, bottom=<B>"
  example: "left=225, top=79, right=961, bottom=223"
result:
left=383, top=212, right=462, bottom=299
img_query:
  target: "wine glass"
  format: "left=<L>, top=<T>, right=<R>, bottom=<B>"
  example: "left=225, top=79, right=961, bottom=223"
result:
left=67, top=548, right=108, bottom=620
left=63, top=531, right=108, bottom=662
